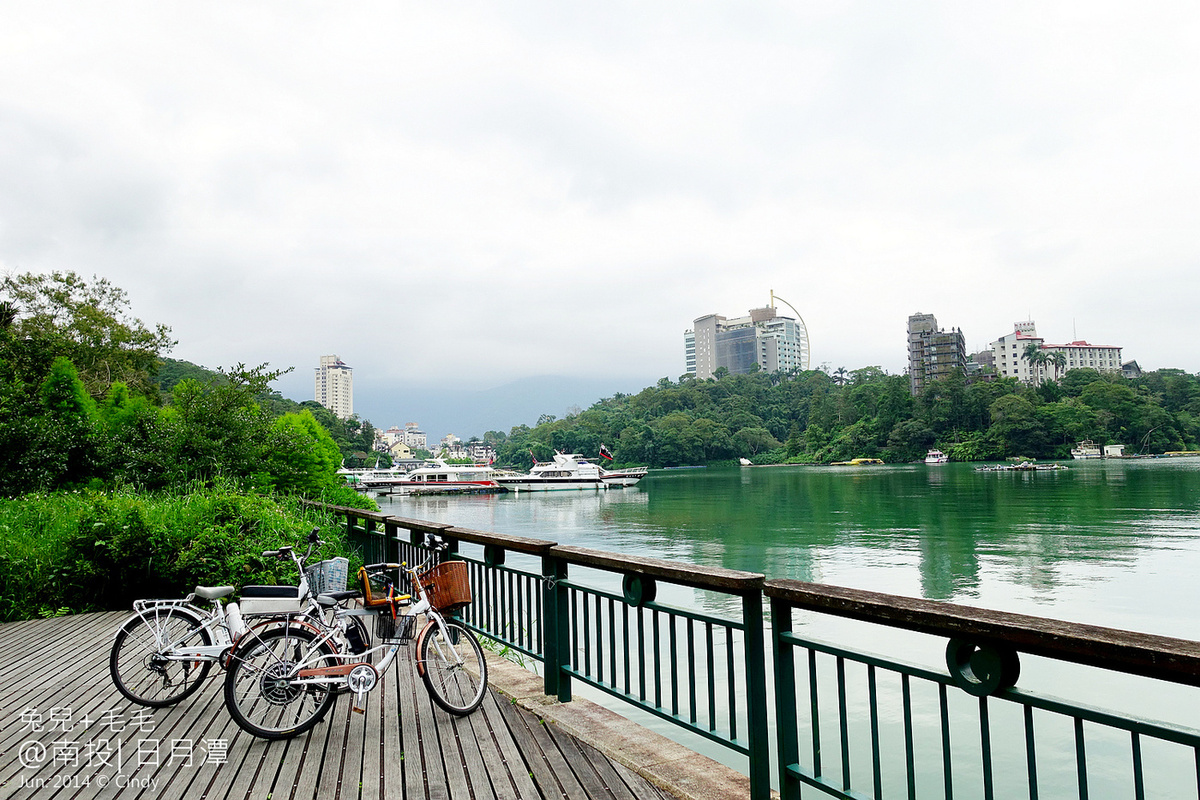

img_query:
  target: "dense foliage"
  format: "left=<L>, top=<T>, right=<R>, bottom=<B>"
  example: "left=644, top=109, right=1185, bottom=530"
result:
left=493, top=367, right=1200, bottom=468
left=0, top=487, right=357, bottom=621
left=0, top=271, right=374, bottom=507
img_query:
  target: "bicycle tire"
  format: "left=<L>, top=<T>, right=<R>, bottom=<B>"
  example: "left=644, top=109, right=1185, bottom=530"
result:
left=420, top=619, right=487, bottom=715
left=223, top=626, right=338, bottom=740
left=110, top=608, right=214, bottom=707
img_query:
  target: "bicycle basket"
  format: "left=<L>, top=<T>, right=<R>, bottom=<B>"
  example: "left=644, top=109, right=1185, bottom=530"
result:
left=417, top=561, right=472, bottom=612
left=357, top=566, right=398, bottom=609
left=375, top=610, right=416, bottom=642
left=305, top=557, right=349, bottom=595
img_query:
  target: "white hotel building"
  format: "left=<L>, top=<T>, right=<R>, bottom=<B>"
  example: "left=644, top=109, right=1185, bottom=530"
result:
left=991, top=322, right=1122, bottom=384
left=314, top=355, right=354, bottom=419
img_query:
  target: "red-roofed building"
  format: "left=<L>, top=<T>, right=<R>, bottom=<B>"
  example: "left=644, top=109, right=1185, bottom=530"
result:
left=990, top=322, right=1123, bottom=385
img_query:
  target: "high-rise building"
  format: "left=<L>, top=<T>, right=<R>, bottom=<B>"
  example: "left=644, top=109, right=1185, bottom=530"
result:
left=402, top=422, right=427, bottom=450
left=990, top=322, right=1123, bottom=384
left=907, top=313, right=966, bottom=395
left=685, top=304, right=810, bottom=379
left=314, top=355, right=353, bottom=419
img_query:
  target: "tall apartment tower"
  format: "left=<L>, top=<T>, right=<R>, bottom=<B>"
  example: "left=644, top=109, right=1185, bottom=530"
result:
left=907, top=313, right=966, bottom=395
left=685, top=305, right=810, bottom=379
left=314, top=355, right=353, bottom=419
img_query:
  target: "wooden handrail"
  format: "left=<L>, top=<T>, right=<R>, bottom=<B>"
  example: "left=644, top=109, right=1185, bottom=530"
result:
left=551, top=545, right=764, bottom=593
left=766, top=578, right=1200, bottom=687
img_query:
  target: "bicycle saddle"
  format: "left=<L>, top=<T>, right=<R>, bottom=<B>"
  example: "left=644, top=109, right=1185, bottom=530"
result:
left=315, top=590, right=361, bottom=607
left=193, top=585, right=235, bottom=600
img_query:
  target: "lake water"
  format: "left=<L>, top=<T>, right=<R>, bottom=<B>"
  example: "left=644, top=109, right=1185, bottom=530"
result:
left=376, top=458, right=1200, bottom=796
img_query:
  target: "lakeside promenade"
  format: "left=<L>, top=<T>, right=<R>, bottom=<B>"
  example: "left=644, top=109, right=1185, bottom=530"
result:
left=0, top=611, right=748, bottom=800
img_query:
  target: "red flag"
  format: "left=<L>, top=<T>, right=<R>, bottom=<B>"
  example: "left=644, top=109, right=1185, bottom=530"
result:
left=599, top=444, right=614, bottom=461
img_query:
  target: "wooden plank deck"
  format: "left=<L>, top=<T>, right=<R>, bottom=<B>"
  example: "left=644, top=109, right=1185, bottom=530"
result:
left=0, top=612, right=675, bottom=800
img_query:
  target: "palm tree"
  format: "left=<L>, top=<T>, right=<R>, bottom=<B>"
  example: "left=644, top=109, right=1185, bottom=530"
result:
left=0, top=300, right=16, bottom=330
left=1047, top=351, right=1067, bottom=383
left=1022, top=342, right=1047, bottom=386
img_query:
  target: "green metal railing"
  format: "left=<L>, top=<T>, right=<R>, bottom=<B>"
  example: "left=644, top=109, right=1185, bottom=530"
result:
left=324, top=504, right=1200, bottom=800
left=768, top=580, right=1200, bottom=800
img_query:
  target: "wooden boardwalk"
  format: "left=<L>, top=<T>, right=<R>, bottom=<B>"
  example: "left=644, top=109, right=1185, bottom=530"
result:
left=0, top=612, right=675, bottom=800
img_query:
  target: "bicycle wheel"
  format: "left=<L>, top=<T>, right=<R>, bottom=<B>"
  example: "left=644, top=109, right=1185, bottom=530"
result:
left=223, top=626, right=338, bottom=740
left=420, top=619, right=487, bottom=715
left=110, top=608, right=214, bottom=707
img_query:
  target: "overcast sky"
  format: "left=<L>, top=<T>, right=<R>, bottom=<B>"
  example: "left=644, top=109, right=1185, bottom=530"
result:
left=3, top=2, right=1198, bottom=423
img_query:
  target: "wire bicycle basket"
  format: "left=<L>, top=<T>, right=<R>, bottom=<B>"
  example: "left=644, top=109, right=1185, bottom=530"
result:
left=305, top=557, right=349, bottom=595
left=375, top=610, right=416, bottom=642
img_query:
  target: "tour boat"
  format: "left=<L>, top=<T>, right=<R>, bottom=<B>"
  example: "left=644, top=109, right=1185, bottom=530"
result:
left=924, top=449, right=949, bottom=464
left=362, top=460, right=503, bottom=494
left=1070, top=440, right=1103, bottom=460
left=497, top=452, right=646, bottom=492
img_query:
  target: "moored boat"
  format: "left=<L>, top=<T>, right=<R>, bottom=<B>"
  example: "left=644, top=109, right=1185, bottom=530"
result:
left=924, top=449, right=949, bottom=464
left=601, top=466, right=649, bottom=487
left=365, top=460, right=503, bottom=494
left=1070, top=440, right=1102, bottom=460
left=498, top=452, right=647, bottom=492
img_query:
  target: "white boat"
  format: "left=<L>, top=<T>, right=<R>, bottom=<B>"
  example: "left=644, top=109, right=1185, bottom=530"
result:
left=924, top=449, right=949, bottom=464
left=1070, top=440, right=1103, bottom=460
left=357, top=463, right=409, bottom=490
left=739, top=458, right=753, bottom=467
left=497, top=452, right=646, bottom=492
left=363, top=460, right=503, bottom=494
left=601, top=466, right=649, bottom=487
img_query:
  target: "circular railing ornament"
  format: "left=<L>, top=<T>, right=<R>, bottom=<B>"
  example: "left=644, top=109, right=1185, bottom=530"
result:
left=945, top=639, right=1021, bottom=696
left=483, top=545, right=506, bottom=567
left=622, top=574, right=657, bottom=607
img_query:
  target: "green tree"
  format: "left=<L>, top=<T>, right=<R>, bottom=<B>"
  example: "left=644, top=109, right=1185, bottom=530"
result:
left=1, top=271, right=175, bottom=398
left=265, top=411, right=344, bottom=494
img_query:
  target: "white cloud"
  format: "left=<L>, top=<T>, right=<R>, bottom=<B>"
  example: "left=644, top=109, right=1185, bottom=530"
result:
left=3, top=0, right=1199, bottom=422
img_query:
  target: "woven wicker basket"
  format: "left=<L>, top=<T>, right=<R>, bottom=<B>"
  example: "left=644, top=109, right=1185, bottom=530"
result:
left=418, top=561, right=472, bottom=612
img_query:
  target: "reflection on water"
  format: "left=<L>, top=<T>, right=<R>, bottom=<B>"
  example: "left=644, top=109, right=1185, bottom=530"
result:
left=378, top=459, right=1200, bottom=641
left=379, top=460, right=1200, bottom=793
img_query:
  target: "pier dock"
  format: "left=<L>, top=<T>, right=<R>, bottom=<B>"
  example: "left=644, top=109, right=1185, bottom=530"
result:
left=0, top=612, right=745, bottom=799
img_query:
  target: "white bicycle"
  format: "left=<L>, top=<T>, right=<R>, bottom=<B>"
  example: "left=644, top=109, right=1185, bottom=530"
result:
left=222, top=539, right=487, bottom=740
left=108, top=530, right=355, bottom=707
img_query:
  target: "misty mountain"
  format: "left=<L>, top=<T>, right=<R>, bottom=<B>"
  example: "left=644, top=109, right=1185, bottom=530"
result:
left=351, top=375, right=650, bottom=443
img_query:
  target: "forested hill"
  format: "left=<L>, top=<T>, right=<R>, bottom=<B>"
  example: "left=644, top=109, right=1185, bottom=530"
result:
left=489, top=367, right=1200, bottom=469
left=156, top=358, right=379, bottom=467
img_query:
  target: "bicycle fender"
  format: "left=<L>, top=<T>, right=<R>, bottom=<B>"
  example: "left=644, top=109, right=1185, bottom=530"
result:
left=414, top=620, right=435, bottom=678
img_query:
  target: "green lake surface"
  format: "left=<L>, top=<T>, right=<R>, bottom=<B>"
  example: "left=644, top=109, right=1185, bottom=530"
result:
left=380, top=457, right=1200, bottom=640
left=376, top=458, right=1200, bottom=796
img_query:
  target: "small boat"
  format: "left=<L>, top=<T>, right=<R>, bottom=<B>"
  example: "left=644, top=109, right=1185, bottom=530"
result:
left=830, top=458, right=885, bottom=466
left=1070, top=440, right=1103, bottom=460
left=975, top=461, right=1069, bottom=473
left=924, top=449, right=949, bottom=464
left=739, top=458, right=753, bottom=467
left=601, top=466, right=650, bottom=487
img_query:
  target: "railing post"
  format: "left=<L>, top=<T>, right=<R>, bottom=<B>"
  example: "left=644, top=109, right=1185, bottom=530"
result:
left=771, top=595, right=800, bottom=800
left=384, top=518, right=399, bottom=564
left=542, top=554, right=571, bottom=702
left=743, top=589, right=771, bottom=800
